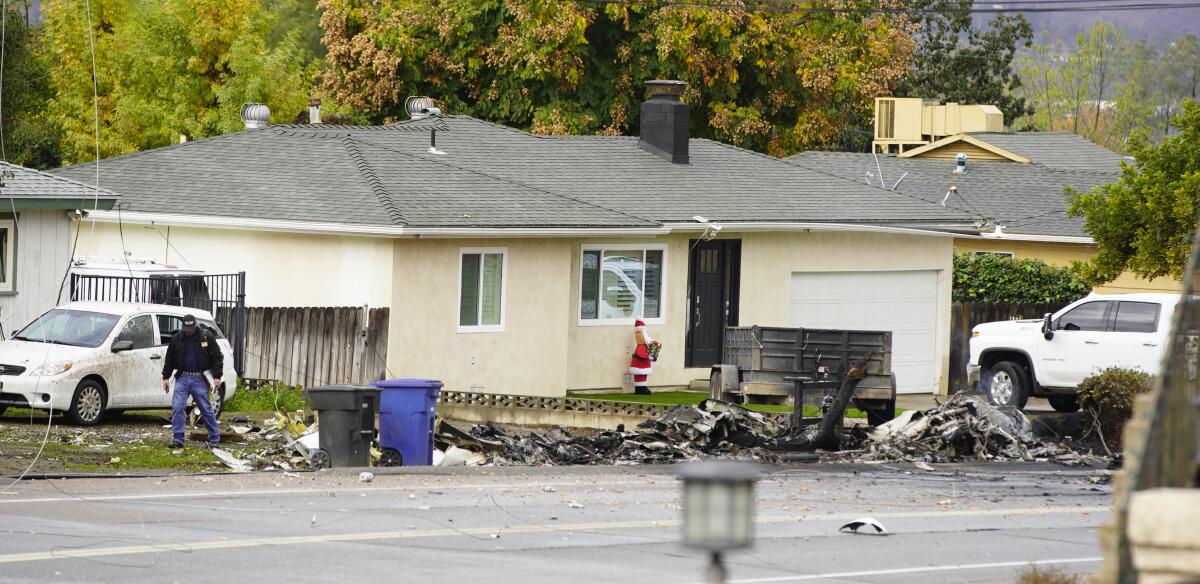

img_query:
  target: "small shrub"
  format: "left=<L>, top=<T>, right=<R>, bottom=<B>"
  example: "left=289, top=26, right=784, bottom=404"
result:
left=224, top=382, right=310, bottom=413
left=1013, top=566, right=1083, bottom=584
left=1076, top=367, right=1154, bottom=450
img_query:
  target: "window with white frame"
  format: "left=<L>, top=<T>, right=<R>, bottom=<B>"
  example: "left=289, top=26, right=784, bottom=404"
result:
left=0, top=220, right=13, bottom=293
left=458, top=248, right=506, bottom=331
left=974, top=251, right=1014, bottom=258
left=579, top=245, right=664, bottom=323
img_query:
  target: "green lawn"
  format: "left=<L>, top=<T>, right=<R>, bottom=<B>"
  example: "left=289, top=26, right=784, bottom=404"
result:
left=576, top=391, right=876, bottom=418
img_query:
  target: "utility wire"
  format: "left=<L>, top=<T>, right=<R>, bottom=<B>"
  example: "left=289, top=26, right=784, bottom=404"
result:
left=572, top=0, right=1200, bottom=13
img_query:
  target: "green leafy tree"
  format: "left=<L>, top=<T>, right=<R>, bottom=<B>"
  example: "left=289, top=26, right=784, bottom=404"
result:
left=42, top=0, right=315, bottom=164
left=1069, top=100, right=1200, bottom=285
left=898, top=0, right=1033, bottom=125
left=952, top=253, right=1090, bottom=305
left=1, top=0, right=61, bottom=168
left=1015, top=22, right=1200, bottom=153
left=318, top=0, right=918, bottom=156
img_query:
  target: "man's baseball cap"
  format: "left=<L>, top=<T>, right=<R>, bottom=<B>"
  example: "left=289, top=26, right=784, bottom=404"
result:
left=181, top=315, right=197, bottom=327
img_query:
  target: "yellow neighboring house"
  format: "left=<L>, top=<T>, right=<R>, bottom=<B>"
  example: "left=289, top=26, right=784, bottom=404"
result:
left=788, top=98, right=1179, bottom=294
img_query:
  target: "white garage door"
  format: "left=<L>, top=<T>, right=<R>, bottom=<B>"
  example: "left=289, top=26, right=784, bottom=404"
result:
left=791, top=270, right=938, bottom=394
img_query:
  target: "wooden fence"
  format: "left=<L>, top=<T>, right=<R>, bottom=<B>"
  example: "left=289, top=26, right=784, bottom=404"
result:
left=242, top=306, right=390, bottom=387
left=947, top=301, right=1060, bottom=392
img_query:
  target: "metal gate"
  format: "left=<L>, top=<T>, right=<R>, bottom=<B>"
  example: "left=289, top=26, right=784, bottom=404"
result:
left=69, top=272, right=247, bottom=376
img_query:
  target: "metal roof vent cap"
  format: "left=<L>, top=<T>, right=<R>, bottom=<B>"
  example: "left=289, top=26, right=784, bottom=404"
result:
left=406, top=96, right=441, bottom=120
left=954, top=152, right=968, bottom=174
left=240, top=103, right=270, bottom=130
left=645, top=79, right=686, bottom=101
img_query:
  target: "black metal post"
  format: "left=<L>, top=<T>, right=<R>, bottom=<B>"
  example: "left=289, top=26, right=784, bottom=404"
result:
left=234, top=271, right=246, bottom=378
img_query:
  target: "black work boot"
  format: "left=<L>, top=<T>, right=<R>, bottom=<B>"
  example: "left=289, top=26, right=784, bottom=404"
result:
left=634, top=386, right=651, bottom=395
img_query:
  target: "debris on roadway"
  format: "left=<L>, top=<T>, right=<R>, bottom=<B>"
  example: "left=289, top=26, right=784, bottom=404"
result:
left=435, top=393, right=1107, bottom=468
left=846, top=393, right=1108, bottom=465
left=840, top=517, right=889, bottom=535
left=436, top=399, right=783, bottom=466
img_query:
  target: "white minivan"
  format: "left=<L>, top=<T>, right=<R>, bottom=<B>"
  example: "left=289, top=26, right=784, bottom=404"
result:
left=0, top=302, right=238, bottom=425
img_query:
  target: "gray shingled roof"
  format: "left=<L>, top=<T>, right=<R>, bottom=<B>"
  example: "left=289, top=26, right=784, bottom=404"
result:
left=0, top=160, right=119, bottom=206
left=55, top=116, right=974, bottom=229
left=786, top=152, right=1119, bottom=238
left=964, top=131, right=1129, bottom=173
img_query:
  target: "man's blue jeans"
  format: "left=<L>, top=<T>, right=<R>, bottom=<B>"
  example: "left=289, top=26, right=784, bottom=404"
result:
left=171, top=374, right=220, bottom=443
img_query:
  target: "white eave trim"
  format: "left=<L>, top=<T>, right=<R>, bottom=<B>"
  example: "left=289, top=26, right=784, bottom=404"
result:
left=84, top=210, right=671, bottom=238
left=978, top=230, right=1095, bottom=244
left=85, top=210, right=409, bottom=237
left=661, top=222, right=971, bottom=239
left=86, top=211, right=973, bottom=240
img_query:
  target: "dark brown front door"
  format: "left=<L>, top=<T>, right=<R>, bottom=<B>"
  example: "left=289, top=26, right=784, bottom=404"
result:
left=686, top=239, right=741, bottom=368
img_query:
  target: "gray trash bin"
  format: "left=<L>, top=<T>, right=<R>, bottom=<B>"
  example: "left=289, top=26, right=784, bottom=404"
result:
left=303, top=384, right=381, bottom=468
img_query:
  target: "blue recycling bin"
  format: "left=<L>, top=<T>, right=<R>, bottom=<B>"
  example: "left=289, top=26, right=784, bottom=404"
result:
left=372, top=378, right=443, bottom=466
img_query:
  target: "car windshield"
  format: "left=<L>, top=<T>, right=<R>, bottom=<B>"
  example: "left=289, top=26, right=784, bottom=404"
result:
left=13, top=309, right=122, bottom=348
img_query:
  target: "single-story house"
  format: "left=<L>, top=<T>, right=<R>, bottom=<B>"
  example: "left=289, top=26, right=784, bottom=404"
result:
left=798, top=98, right=1177, bottom=293
left=55, top=82, right=981, bottom=396
left=0, top=161, right=119, bottom=336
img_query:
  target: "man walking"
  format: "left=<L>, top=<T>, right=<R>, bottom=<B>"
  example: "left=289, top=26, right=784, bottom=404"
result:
left=162, top=315, right=223, bottom=448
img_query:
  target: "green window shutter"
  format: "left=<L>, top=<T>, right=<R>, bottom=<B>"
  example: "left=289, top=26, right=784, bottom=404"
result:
left=459, top=254, right=481, bottom=327
left=644, top=250, right=663, bottom=319
left=580, top=250, right=600, bottom=319
left=480, top=253, right=504, bottom=326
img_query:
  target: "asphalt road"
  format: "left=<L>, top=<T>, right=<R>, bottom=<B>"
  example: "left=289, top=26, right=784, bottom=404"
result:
left=0, top=462, right=1112, bottom=584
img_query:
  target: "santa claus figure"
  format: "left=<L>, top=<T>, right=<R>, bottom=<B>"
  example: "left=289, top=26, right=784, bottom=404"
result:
left=629, top=320, right=655, bottom=395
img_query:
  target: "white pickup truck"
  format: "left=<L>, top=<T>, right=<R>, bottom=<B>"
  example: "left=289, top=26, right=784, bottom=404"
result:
left=967, top=292, right=1179, bottom=412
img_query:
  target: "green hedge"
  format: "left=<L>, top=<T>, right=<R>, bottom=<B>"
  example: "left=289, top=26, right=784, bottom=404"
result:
left=953, top=253, right=1090, bottom=305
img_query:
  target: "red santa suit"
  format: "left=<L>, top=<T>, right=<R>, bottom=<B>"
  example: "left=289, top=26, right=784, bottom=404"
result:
left=629, top=320, right=653, bottom=395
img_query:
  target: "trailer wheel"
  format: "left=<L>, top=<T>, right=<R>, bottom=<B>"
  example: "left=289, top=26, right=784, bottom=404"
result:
left=864, top=399, right=897, bottom=426
left=709, top=368, right=740, bottom=403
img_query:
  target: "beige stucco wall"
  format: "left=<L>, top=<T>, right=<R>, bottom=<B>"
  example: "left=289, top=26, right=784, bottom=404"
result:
left=739, top=231, right=954, bottom=394
left=565, top=236, right=690, bottom=392
left=79, top=222, right=395, bottom=307
left=388, top=238, right=574, bottom=397
left=388, top=231, right=955, bottom=397
left=564, top=231, right=955, bottom=395
left=953, top=238, right=1180, bottom=293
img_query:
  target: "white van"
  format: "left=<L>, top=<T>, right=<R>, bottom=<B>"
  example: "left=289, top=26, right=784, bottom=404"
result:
left=70, top=257, right=216, bottom=314
left=0, top=301, right=238, bottom=425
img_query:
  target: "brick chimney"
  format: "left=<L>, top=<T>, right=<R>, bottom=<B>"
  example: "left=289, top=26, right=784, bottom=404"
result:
left=638, top=80, right=689, bottom=164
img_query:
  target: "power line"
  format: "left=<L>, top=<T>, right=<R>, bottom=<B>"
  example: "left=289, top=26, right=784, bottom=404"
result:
left=572, top=0, right=1200, bottom=13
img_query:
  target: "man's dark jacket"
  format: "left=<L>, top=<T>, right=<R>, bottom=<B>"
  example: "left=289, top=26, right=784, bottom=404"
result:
left=161, top=331, right=223, bottom=380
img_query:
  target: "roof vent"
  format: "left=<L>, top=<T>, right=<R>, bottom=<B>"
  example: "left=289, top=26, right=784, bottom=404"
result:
left=638, top=80, right=689, bottom=164
left=406, top=96, right=441, bottom=120
left=240, top=103, right=270, bottom=130
left=954, top=152, right=968, bottom=174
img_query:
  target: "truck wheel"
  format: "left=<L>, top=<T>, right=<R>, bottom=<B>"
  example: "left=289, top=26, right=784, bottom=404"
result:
left=68, top=379, right=107, bottom=426
left=987, top=362, right=1029, bottom=410
left=1048, top=395, right=1080, bottom=413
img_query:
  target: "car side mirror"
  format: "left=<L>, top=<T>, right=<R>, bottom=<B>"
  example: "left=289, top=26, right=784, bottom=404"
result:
left=112, top=340, right=134, bottom=353
left=1041, top=313, right=1054, bottom=341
